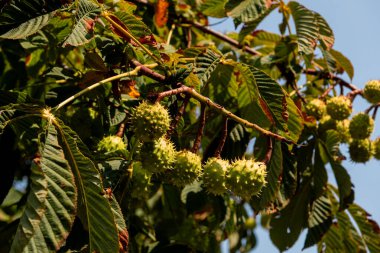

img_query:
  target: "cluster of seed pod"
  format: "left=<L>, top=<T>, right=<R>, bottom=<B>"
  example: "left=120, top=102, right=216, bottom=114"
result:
left=117, top=101, right=269, bottom=200
left=305, top=80, right=380, bottom=163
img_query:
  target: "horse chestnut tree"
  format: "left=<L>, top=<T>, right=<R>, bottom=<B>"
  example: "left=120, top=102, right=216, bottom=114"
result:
left=0, top=0, right=379, bottom=252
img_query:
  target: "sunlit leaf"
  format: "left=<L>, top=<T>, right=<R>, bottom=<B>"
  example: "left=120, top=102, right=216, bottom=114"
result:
left=63, top=0, right=100, bottom=47
left=0, top=13, right=53, bottom=39
left=195, top=49, right=222, bottom=87
left=15, top=125, right=77, bottom=252
left=225, top=0, right=268, bottom=26
left=199, top=0, right=228, bottom=18
left=10, top=161, right=48, bottom=253
left=56, top=121, right=119, bottom=253
left=330, top=49, right=354, bottom=80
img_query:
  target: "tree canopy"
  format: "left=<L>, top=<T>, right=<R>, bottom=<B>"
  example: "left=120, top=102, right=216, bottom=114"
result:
left=0, top=0, right=380, bottom=252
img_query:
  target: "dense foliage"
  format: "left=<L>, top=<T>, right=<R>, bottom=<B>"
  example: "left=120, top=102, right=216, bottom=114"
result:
left=1, top=0, right=380, bottom=252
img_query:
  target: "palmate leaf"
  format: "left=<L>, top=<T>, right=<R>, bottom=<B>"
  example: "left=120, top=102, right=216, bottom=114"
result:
left=195, top=49, right=222, bottom=87
left=0, top=12, right=53, bottom=39
left=109, top=195, right=129, bottom=252
left=303, top=193, right=332, bottom=249
left=238, top=4, right=279, bottom=42
left=270, top=181, right=311, bottom=251
left=225, top=0, right=268, bottom=26
left=235, top=63, right=271, bottom=128
left=55, top=121, right=119, bottom=253
left=251, top=66, right=288, bottom=132
left=63, top=0, right=100, bottom=47
left=319, top=142, right=354, bottom=210
left=329, top=49, right=355, bottom=80
left=0, top=108, right=16, bottom=134
left=113, top=11, right=158, bottom=46
left=288, top=1, right=334, bottom=55
left=9, top=161, right=48, bottom=253
left=315, top=13, right=334, bottom=50
left=317, top=186, right=379, bottom=253
left=348, top=204, right=380, bottom=252
left=11, top=125, right=77, bottom=253
left=199, top=0, right=228, bottom=18
left=288, top=1, right=319, bottom=55
left=0, top=0, right=62, bottom=29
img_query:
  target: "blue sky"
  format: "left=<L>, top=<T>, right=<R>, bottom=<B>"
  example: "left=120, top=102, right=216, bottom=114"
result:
left=214, top=0, right=380, bottom=251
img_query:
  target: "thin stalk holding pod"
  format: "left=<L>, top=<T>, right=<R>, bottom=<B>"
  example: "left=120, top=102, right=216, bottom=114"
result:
left=54, top=64, right=157, bottom=110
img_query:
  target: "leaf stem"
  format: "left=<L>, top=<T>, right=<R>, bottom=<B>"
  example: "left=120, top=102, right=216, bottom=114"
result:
left=166, top=24, right=175, bottom=45
left=54, top=64, right=157, bottom=110
left=214, top=117, right=228, bottom=159
left=191, top=104, right=206, bottom=153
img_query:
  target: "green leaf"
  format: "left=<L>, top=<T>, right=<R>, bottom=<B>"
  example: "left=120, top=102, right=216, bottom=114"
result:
left=63, top=0, right=100, bottom=47
left=252, top=66, right=288, bottom=132
left=14, top=125, right=77, bottom=252
left=0, top=0, right=61, bottom=27
left=312, top=142, right=328, bottom=198
left=0, top=108, right=16, bottom=134
left=315, top=13, right=334, bottom=50
left=0, top=13, right=53, bottom=39
left=270, top=181, right=311, bottom=251
left=304, top=194, right=332, bottom=249
left=114, top=11, right=157, bottom=46
left=319, top=142, right=354, bottom=210
left=10, top=161, right=48, bottom=253
left=235, top=63, right=271, bottom=128
left=279, top=96, right=303, bottom=143
left=195, top=49, right=222, bottom=87
left=288, top=1, right=334, bottom=55
left=56, top=121, right=119, bottom=253
left=109, top=195, right=129, bottom=252
left=238, top=4, right=279, bottom=42
left=330, top=49, right=354, bottom=80
left=251, top=140, right=283, bottom=210
left=225, top=0, right=268, bottom=26
left=348, top=204, right=380, bottom=252
left=199, top=0, right=228, bottom=18
left=288, top=1, right=319, bottom=55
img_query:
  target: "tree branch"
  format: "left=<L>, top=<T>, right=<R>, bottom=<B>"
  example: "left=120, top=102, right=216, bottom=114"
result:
left=214, top=117, right=228, bottom=159
left=304, top=69, right=361, bottom=93
left=130, top=59, right=166, bottom=82
left=127, top=59, right=295, bottom=144
left=191, top=104, right=206, bottom=153
left=185, top=20, right=260, bottom=56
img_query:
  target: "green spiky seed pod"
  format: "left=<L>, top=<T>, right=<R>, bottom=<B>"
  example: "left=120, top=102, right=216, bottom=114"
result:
left=131, top=162, right=151, bottom=199
left=305, top=99, right=326, bottom=119
left=141, top=137, right=176, bottom=173
left=202, top=158, right=229, bottom=195
left=226, top=159, right=267, bottom=200
left=348, top=139, right=373, bottom=163
left=326, top=96, right=352, bottom=120
left=170, top=151, right=202, bottom=187
left=373, top=138, right=380, bottom=160
left=97, top=136, right=125, bottom=153
left=318, top=115, right=337, bottom=132
left=131, top=101, right=170, bottom=142
left=349, top=113, right=374, bottom=139
left=363, top=80, right=380, bottom=104
left=336, top=119, right=351, bottom=143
